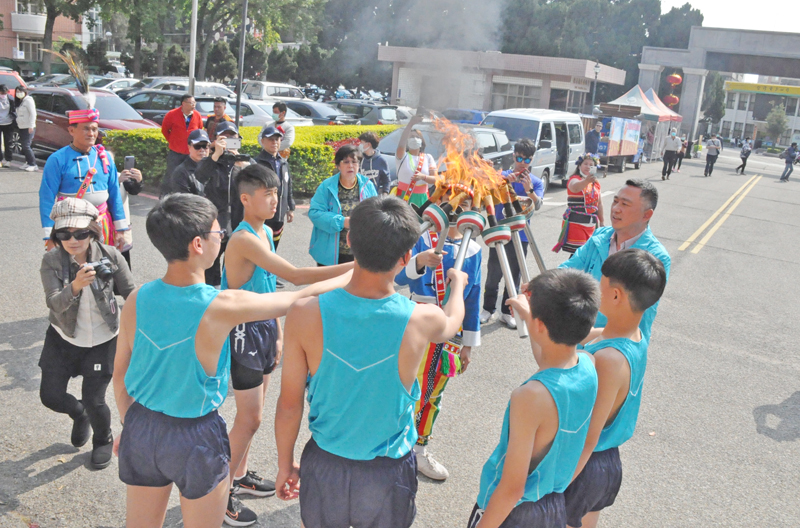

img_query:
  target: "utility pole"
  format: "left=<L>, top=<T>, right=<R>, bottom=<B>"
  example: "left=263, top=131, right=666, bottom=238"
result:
left=188, top=0, right=198, bottom=95
left=234, top=0, right=249, bottom=126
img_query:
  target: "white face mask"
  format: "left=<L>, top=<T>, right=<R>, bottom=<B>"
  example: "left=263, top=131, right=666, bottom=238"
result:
left=407, top=137, right=422, bottom=150
left=588, top=166, right=597, bottom=176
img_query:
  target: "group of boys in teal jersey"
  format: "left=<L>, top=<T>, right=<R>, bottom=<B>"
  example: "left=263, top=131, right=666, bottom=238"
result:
left=111, top=150, right=669, bottom=528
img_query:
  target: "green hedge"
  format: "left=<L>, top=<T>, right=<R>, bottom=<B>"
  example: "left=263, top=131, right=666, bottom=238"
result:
left=103, top=124, right=400, bottom=195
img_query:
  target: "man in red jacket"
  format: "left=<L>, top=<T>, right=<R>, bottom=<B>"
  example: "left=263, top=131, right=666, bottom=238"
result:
left=161, top=94, right=203, bottom=183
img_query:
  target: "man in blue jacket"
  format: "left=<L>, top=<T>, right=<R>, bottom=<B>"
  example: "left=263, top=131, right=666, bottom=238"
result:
left=560, top=179, right=670, bottom=339
left=308, top=145, right=377, bottom=266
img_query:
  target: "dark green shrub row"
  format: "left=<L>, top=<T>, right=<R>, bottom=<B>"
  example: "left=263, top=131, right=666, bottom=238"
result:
left=104, top=125, right=400, bottom=195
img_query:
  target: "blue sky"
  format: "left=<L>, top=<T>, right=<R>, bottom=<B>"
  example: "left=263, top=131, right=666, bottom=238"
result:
left=662, top=0, right=792, bottom=34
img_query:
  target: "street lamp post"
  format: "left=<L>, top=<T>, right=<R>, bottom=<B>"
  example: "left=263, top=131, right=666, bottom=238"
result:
left=591, top=62, right=601, bottom=112
left=105, top=31, right=114, bottom=53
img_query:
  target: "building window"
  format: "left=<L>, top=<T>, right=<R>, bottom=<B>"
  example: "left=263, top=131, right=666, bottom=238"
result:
left=18, top=38, right=42, bottom=61
left=732, top=122, right=743, bottom=137
left=726, top=93, right=736, bottom=109
left=491, top=83, right=541, bottom=111
left=744, top=123, right=754, bottom=138
left=720, top=121, right=731, bottom=137
left=785, top=97, right=798, bottom=116
left=737, top=94, right=748, bottom=111
left=16, top=1, right=45, bottom=14
left=780, top=129, right=792, bottom=146
left=86, top=7, right=103, bottom=43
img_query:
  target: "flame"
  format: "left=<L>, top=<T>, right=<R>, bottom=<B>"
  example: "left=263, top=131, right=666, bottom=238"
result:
left=432, top=118, right=507, bottom=211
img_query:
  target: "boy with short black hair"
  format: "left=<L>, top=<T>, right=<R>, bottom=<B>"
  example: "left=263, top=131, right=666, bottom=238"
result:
left=275, top=196, right=469, bottom=528
left=563, top=248, right=667, bottom=528
left=221, top=164, right=352, bottom=525
left=470, top=268, right=600, bottom=528
left=113, top=193, right=349, bottom=528
left=358, top=131, right=390, bottom=195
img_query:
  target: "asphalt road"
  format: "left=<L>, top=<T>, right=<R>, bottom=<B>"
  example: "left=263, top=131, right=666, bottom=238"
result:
left=1, top=148, right=799, bottom=527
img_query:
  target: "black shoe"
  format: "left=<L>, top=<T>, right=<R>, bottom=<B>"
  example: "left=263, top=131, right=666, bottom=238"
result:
left=275, top=278, right=285, bottom=289
left=233, top=470, right=276, bottom=497
left=90, top=437, right=113, bottom=469
left=225, top=488, right=258, bottom=527
left=662, top=175, right=665, bottom=180
left=71, top=409, right=90, bottom=448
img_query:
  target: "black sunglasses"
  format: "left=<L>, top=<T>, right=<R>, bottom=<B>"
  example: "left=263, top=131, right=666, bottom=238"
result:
left=55, top=228, right=92, bottom=241
left=192, top=143, right=210, bottom=150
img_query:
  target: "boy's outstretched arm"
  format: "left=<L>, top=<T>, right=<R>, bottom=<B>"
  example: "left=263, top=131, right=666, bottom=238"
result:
left=476, top=384, right=547, bottom=528
left=232, top=231, right=353, bottom=286
left=275, top=299, right=313, bottom=501
left=572, top=348, right=628, bottom=481
left=414, top=268, right=468, bottom=344
left=213, top=270, right=353, bottom=330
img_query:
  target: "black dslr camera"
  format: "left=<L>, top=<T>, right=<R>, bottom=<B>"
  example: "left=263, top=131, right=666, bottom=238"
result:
left=85, top=257, right=114, bottom=281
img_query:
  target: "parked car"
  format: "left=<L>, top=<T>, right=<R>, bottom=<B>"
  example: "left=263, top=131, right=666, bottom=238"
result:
left=482, top=108, right=585, bottom=190
left=327, top=100, right=401, bottom=126
left=149, top=80, right=237, bottom=99
left=375, top=123, right=514, bottom=184
left=27, top=73, right=71, bottom=88
left=239, top=99, right=313, bottom=129
left=116, top=77, right=184, bottom=99
left=442, top=108, right=487, bottom=125
left=395, top=106, right=415, bottom=124
left=122, top=89, right=242, bottom=126
left=284, top=100, right=360, bottom=125
left=242, top=81, right=306, bottom=101
left=91, top=78, right=141, bottom=92
left=0, top=68, right=26, bottom=97
left=17, top=87, right=157, bottom=158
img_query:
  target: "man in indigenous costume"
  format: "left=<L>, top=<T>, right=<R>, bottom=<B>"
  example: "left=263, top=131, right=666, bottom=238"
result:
left=394, top=195, right=482, bottom=481
left=38, top=50, right=128, bottom=249
left=39, top=108, right=128, bottom=249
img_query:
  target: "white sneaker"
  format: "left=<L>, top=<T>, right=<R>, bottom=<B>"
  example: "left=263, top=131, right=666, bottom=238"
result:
left=414, top=444, right=449, bottom=481
left=479, top=309, right=493, bottom=324
left=23, top=164, right=36, bottom=172
left=500, top=313, right=517, bottom=329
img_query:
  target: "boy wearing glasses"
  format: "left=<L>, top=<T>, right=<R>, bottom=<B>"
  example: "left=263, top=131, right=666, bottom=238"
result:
left=220, top=165, right=352, bottom=525
left=160, top=129, right=210, bottom=197
left=480, top=138, right=544, bottom=329
left=113, top=193, right=350, bottom=528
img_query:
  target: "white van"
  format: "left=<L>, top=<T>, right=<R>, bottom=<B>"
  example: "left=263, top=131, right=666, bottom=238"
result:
left=243, top=81, right=307, bottom=101
left=481, top=109, right=585, bottom=191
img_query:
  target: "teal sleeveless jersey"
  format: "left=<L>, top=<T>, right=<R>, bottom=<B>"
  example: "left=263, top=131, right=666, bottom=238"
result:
left=582, top=336, right=648, bottom=452
left=222, top=221, right=276, bottom=294
left=307, top=288, right=420, bottom=460
left=477, top=353, right=598, bottom=508
left=125, top=280, right=230, bottom=418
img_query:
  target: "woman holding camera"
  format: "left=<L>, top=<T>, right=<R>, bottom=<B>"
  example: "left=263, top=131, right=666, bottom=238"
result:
left=39, top=198, right=135, bottom=470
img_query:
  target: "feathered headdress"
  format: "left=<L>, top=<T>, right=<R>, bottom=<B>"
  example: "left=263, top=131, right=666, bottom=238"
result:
left=41, top=49, right=95, bottom=109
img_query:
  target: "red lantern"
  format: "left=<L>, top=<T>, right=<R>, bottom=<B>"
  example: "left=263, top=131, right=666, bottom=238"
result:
left=663, top=93, right=679, bottom=107
left=667, top=73, right=683, bottom=87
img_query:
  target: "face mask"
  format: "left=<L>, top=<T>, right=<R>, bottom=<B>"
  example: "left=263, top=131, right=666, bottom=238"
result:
left=272, top=112, right=280, bottom=121
left=357, top=143, right=365, bottom=154
left=407, top=137, right=422, bottom=150
left=588, top=166, right=597, bottom=176
left=671, top=133, right=676, bottom=137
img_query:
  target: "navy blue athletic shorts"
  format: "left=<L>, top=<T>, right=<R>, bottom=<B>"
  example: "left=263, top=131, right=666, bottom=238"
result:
left=467, top=492, right=566, bottom=528
left=118, top=401, right=231, bottom=500
left=299, top=438, right=417, bottom=528
left=229, top=318, right=278, bottom=390
left=563, top=447, right=622, bottom=527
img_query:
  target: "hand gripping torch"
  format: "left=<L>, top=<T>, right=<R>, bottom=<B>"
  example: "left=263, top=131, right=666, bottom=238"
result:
left=504, top=181, right=547, bottom=274
left=482, top=195, right=528, bottom=338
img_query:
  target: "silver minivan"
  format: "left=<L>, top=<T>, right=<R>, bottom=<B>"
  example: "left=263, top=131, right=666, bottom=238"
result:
left=243, top=81, right=307, bottom=101
left=481, top=109, right=585, bottom=191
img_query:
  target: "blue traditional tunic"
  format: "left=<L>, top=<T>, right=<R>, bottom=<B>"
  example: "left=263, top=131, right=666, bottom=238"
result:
left=39, top=144, right=127, bottom=238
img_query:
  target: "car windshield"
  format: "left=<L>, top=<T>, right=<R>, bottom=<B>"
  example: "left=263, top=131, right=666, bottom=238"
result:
left=196, top=100, right=235, bottom=116
left=75, top=95, right=143, bottom=120
left=91, top=78, right=115, bottom=87
left=0, top=75, right=22, bottom=89
left=378, top=128, right=446, bottom=159
left=481, top=116, right=540, bottom=142
left=308, top=101, right=345, bottom=117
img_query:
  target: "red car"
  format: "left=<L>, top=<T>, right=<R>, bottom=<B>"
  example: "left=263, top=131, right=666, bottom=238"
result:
left=16, top=87, right=157, bottom=159
left=0, top=67, right=27, bottom=97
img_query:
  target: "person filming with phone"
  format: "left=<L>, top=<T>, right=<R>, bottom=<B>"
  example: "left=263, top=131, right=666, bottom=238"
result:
left=196, top=120, right=254, bottom=286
